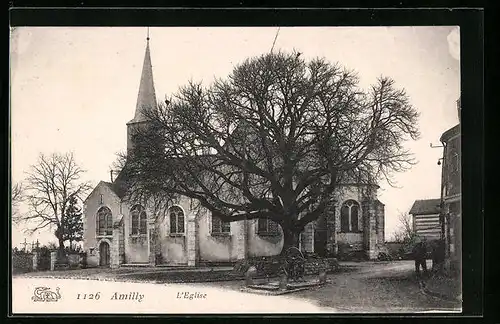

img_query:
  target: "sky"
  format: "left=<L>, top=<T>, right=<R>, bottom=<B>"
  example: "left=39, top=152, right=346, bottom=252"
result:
left=10, top=26, right=460, bottom=248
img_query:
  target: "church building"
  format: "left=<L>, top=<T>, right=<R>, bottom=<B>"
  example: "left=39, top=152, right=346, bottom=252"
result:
left=82, top=37, right=386, bottom=268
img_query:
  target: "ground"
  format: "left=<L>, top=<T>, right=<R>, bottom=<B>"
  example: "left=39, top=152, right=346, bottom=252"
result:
left=192, top=261, right=461, bottom=312
left=13, top=260, right=461, bottom=313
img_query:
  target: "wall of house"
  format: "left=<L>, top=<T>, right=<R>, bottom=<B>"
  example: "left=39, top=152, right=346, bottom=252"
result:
left=445, top=200, right=461, bottom=273
left=413, top=213, right=441, bottom=240
left=442, top=125, right=461, bottom=274
left=83, top=182, right=122, bottom=259
left=444, top=132, right=461, bottom=198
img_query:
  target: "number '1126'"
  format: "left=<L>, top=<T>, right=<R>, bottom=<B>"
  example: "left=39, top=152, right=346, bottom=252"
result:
left=77, top=292, right=101, bottom=300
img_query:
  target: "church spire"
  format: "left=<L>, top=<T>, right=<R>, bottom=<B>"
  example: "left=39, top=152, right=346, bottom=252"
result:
left=130, top=29, right=157, bottom=123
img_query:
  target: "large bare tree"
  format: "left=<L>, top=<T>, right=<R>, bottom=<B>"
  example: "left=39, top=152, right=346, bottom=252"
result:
left=11, top=182, right=24, bottom=217
left=14, top=152, right=92, bottom=255
left=120, top=51, right=420, bottom=253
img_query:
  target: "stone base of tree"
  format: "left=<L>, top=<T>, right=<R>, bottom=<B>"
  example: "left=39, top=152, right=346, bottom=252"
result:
left=233, top=256, right=339, bottom=278
left=242, top=278, right=332, bottom=295
left=54, top=263, right=70, bottom=271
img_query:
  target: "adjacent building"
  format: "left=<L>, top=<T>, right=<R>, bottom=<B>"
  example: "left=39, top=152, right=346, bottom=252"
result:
left=82, top=36, right=386, bottom=268
left=409, top=199, right=441, bottom=241
left=439, top=99, right=461, bottom=274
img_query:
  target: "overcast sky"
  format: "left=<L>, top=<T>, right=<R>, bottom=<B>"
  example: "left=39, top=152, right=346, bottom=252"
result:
left=10, top=26, right=460, bottom=248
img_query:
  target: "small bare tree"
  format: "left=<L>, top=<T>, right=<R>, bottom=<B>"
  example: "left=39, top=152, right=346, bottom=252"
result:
left=14, top=152, right=92, bottom=257
left=392, top=212, right=417, bottom=245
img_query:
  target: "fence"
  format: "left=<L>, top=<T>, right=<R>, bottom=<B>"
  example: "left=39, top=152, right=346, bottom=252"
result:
left=12, top=249, right=88, bottom=273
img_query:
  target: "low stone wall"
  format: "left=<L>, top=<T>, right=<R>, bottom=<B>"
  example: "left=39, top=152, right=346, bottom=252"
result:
left=50, top=251, right=88, bottom=270
left=303, top=258, right=339, bottom=275
left=233, top=256, right=339, bottom=278
left=198, top=260, right=237, bottom=268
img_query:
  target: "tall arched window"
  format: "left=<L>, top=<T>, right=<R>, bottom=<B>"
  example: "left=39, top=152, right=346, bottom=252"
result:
left=340, top=200, right=360, bottom=233
left=130, top=205, right=147, bottom=235
left=169, top=206, right=185, bottom=234
left=96, top=206, right=113, bottom=236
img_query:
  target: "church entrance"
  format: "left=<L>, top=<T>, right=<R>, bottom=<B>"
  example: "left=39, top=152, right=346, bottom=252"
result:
left=99, top=241, right=110, bottom=267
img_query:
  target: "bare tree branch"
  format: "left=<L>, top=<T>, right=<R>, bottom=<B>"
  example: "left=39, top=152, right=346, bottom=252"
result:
left=118, top=51, right=420, bottom=254
left=392, top=212, right=416, bottom=243
left=14, top=152, right=92, bottom=251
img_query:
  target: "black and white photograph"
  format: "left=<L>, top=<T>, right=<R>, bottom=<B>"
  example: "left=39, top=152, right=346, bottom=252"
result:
left=10, top=24, right=463, bottom=314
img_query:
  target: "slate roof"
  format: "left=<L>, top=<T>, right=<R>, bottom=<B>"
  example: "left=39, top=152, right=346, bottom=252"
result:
left=107, top=169, right=130, bottom=199
left=409, top=199, right=441, bottom=215
left=440, top=124, right=460, bottom=142
left=127, top=39, right=157, bottom=125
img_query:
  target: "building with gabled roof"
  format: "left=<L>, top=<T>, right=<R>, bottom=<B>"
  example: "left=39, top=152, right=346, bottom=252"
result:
left=409, top=199, right=441, bottom=241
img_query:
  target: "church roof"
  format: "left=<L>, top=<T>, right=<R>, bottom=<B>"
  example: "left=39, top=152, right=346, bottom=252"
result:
left=409, top=199, right=441, bottom=215
left=83, top=180, right=122, bottom=203
left=107, top=171, right=129, bottom=199
left=128, top=39, right=157, bottom=124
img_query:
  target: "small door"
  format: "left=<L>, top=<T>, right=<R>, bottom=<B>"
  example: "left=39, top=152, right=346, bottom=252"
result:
left=99, top=241, right=110, bottom=267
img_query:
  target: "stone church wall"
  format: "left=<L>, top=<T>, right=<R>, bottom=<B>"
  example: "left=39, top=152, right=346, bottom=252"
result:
left=334, top=185, right=370, bottom=252
left=247, top=219, right=283, bottom=257
left=154, top=201, right=190, bottom=265
left=83, top=182, right=122, bottom=255
left=300, top=222, right=314, bottom=253
left=198, top=209, right=243, bottom=262
left=122, top=204, right=149, bottom=264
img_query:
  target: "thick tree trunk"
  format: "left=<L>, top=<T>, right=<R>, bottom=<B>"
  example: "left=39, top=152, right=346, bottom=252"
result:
left=280, top=228, right=300, bottom=256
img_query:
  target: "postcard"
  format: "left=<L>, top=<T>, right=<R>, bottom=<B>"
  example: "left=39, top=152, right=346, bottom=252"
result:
left=10, top=23, right=462, bottom=314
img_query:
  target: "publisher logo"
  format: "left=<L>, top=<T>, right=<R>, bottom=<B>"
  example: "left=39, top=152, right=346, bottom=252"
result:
left=32, top=287, right=61, bottom=302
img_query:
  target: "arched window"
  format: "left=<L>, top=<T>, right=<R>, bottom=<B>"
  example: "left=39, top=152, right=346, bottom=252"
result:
left=169, top=206, right=185, bottom=234
left=130, top=205, right=147, bottom=235
left=340, top=200, right=360, bottom=233
left=96, top=207, right=113, bottom=236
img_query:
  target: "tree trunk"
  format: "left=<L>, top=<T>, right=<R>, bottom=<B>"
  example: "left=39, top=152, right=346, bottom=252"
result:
left=57, top=234, right=68, bottom=263
left=281, top=228, right=300, bottom=256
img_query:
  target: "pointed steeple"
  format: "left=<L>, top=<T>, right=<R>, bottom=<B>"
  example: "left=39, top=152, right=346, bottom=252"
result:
left=130, top=32, right=157, bottom=123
